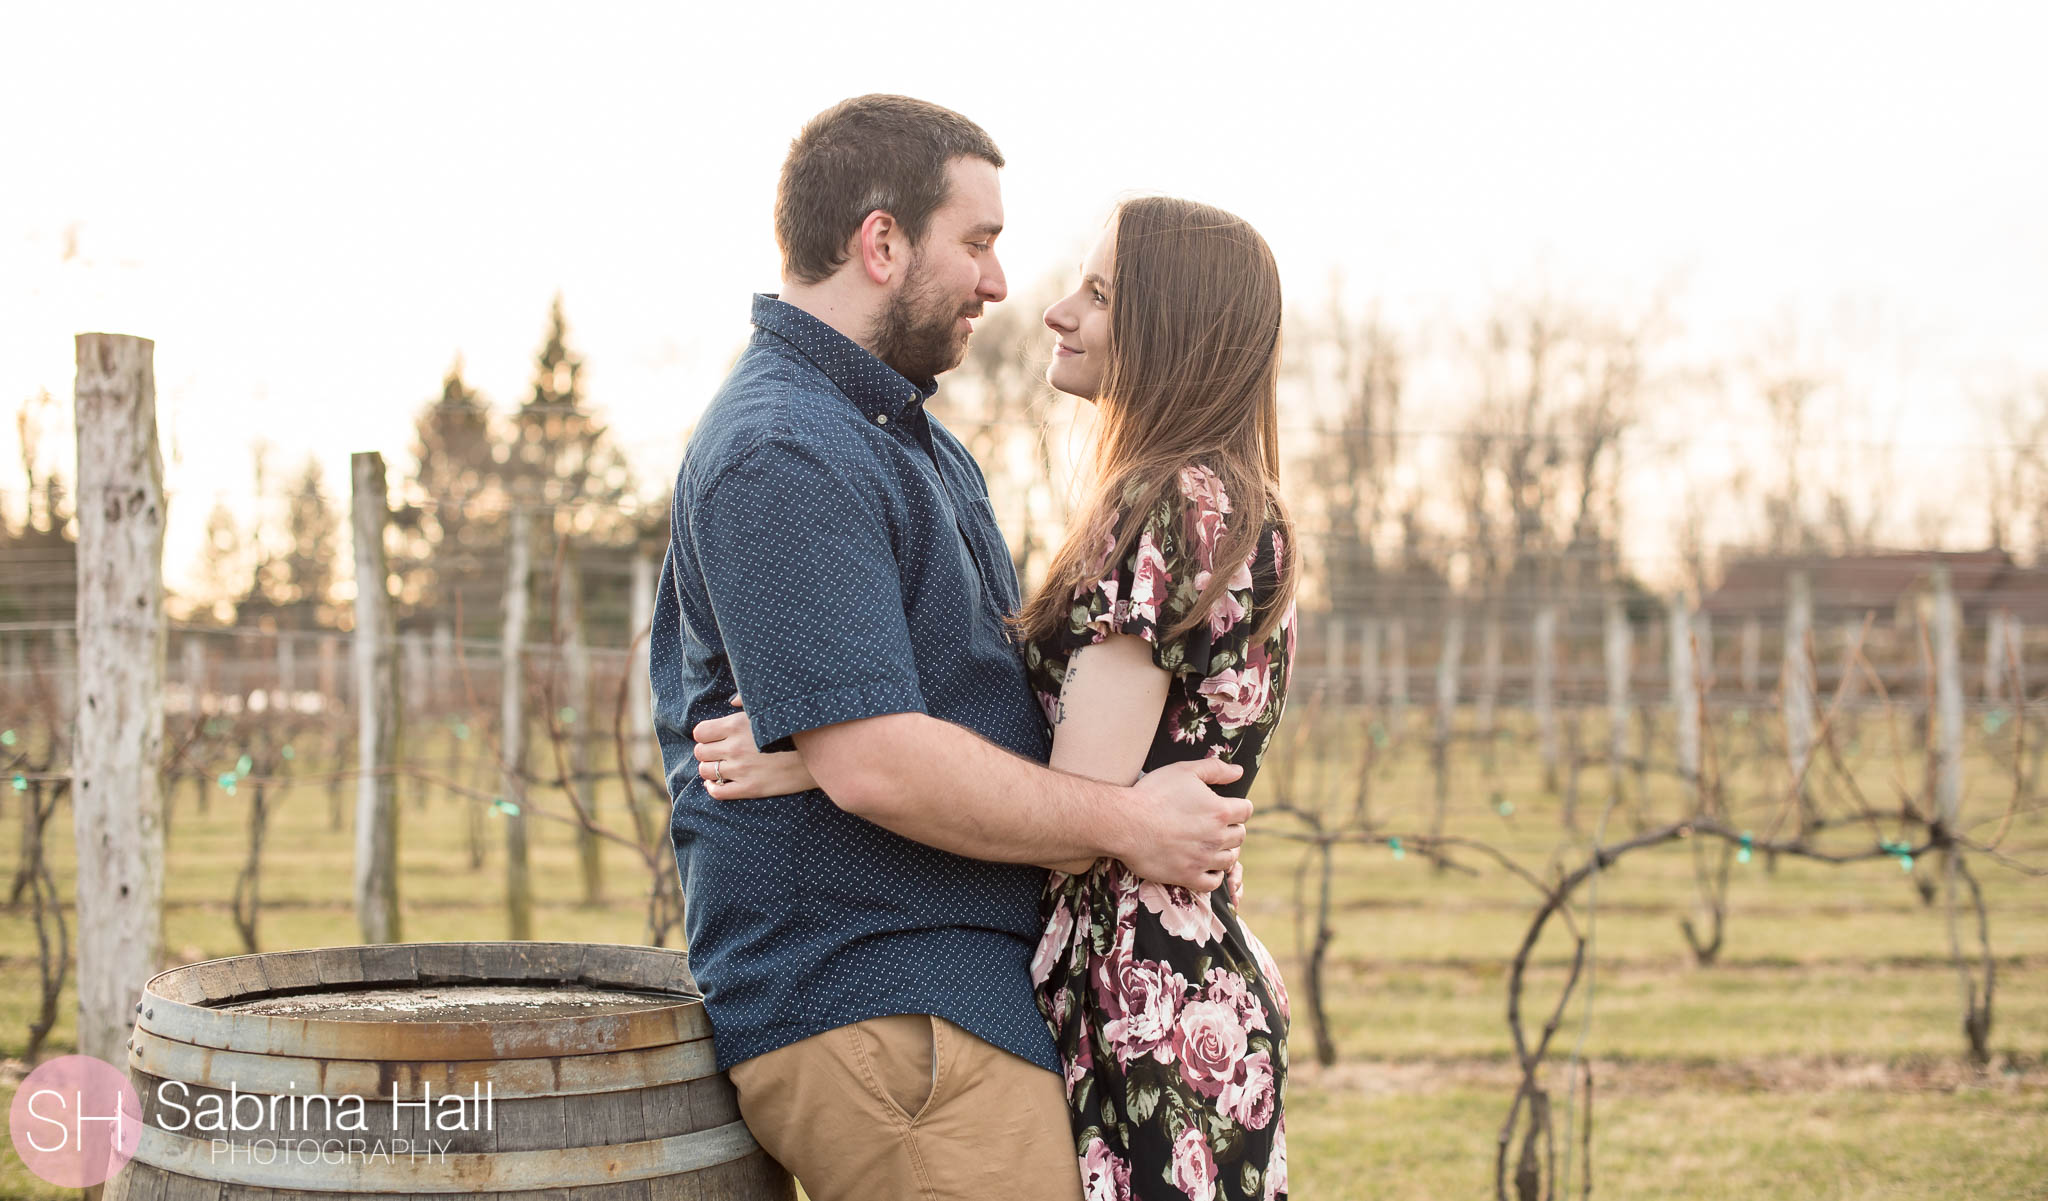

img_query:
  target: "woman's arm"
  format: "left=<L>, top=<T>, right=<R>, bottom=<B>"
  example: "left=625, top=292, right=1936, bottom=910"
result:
left=1040, top=633, right=1173, bottom=872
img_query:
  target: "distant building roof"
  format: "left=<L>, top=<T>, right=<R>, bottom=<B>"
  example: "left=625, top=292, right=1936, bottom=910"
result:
left=1704, top=550, right=2048, bottom=624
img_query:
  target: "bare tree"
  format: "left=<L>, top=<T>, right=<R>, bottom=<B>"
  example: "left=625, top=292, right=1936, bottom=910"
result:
left=1453, top=294, right=1646, bottom=619
left=1305, top=293, right=1405, bottom=620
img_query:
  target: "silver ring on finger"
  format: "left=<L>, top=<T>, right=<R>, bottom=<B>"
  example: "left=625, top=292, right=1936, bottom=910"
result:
left=713, top=759, right=726, bottom=785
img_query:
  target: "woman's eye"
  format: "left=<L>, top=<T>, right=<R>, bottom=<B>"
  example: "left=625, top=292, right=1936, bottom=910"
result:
left=1092, top=290, right=1107, bottom=305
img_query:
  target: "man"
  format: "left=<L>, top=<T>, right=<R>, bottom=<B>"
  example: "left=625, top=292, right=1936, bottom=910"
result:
left=649, top=94, right=1250, bottom=1201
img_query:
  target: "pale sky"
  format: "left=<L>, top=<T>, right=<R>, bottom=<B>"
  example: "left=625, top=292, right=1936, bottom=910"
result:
left=4, top=0, right=2046, bottom=593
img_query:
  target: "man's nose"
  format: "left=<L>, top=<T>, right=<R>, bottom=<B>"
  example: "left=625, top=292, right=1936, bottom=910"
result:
left=980, top=253, right=1008, bottom=304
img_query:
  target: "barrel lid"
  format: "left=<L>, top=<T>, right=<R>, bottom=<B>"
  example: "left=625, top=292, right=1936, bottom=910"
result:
left=134, top=942, right=709, bottom=1060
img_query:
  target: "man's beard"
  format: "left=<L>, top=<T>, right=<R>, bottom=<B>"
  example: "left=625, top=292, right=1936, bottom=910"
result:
left=870, top=251, right=977, bottom=382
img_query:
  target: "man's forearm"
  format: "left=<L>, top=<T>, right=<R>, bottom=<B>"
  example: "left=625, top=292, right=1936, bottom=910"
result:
left=794, top=713, right=1131, bottom=865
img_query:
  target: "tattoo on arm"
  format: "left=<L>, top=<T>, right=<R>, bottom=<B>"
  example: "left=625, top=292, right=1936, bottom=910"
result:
left=1055, top=657, right=1080, bottom=727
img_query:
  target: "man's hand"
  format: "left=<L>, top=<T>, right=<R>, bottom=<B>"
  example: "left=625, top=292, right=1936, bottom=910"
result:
left=1117, top=758, right=1249, bottom=892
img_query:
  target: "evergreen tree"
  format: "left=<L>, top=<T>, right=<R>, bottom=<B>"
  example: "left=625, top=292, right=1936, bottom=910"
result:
left=240, top=454, right=342, bottom=630
left=282, top=457, right=341, bottom=624
left=504, top=296, right=639, bottom=644
left=506, top=294, right=634, bottom=526
left=191, top=496, right=245, bottom=624
left=396, top=357, right=504, bottom=628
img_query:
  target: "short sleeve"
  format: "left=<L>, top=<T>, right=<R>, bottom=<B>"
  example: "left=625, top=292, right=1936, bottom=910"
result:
left=1059, top=465, right=1257, bottom=679
left=689, top=437, right=927, bottom=752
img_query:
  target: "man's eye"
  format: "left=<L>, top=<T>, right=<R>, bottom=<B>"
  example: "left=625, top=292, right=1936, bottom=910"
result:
left=971, top=241, right=991, bottom=252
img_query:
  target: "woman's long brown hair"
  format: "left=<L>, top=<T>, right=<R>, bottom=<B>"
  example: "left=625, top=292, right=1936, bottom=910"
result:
left=1013, top=196, right=1298, bottom=648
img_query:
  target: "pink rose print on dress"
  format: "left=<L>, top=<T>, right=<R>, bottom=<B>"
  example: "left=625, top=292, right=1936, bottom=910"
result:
left=1172, top=998, right=1250, bottom=1099
left=1111, top=872, right=1143, bottom=953
left=1195, top=557, right=1255, bottom=638
left=1177, top=465, right=1233, bottom=569
left=1062, top=1004, right=1093, bottom=1099
left=1080, top=1135, right=1135, bottom=1201
left=1034, top=897, right=1076, bottom=986
left=1202, top=965, right=1270, bottom=1034
left=1094, top=942, right=1188, bottom=1067
left=1128, top=528, right=1170, bottom=628
left=1197, top=647, right=1275, bottom=730
left=1171, top=1124, right=1219, bottom=1201
left=1139, top=879, right=1227, bottom=945
left=1220, top=1049, right=1278, bottom=1131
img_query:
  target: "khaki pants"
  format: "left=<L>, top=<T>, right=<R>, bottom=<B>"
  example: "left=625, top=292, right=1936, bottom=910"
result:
left=728, top=1013, right=1085, bottom=1201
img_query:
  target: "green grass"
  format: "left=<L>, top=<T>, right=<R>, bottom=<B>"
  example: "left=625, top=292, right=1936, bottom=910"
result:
left=1288, top=1079, right=2048, bottom=1200
left=3, top=717, right=2045, bottom=1199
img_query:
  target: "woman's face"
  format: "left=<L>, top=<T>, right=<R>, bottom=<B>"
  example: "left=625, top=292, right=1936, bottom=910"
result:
left=1042, top=225, right=1114, bottom=402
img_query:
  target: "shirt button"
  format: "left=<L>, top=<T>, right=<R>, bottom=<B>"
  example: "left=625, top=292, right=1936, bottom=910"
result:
left=875, top=413, right=889, bottom=426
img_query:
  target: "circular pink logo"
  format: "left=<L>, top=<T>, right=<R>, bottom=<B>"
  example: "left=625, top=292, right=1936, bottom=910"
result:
left=8, top=1054, right=142, bottom=1187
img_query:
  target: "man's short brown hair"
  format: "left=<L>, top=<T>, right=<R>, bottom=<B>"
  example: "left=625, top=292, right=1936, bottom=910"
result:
left=775, top=95, right=1004, bottom=286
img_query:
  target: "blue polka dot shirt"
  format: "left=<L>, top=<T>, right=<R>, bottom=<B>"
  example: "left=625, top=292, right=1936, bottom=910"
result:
left=650, top=293, right=1059, bottom=1074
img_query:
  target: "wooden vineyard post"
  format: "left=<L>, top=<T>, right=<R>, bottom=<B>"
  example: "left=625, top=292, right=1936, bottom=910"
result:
left=1603, top=594, right=1631, bottom=826
left=1477, top=611, right=1503, bottom=772
left=502, top=506, right=535, bottom=941
left=1669, top=593, right=1699, bottom=809
left=350, top=451, right=402, bottom=944
left=1534, top=603, right=1559, bottom=794
left=1431, top=611, right=1465, bottom=863
left=434, top=620, right=460, bottom=805
left=1931, top=567, right=1963, bottom=833
left=629, top=549, right=658, bottom=787
left=1358, top=615, right=1383, bottom=711
left=277, top=630, right=297, bottom=710
left=1386, top=617, right=1410, bottom=734
left=71, top=331, right=166, bottom=1066
left=182, top=635, right=209, bottom=813
left=1783, top=570, right=1817, bottom=836
left=1324, top=614, right=1347, bottom=703
left=1739, top=615, right=1762, bottom=700
left=560, top=538, right=601, bottom=907
left=1983, top=609, right=2007, bottom=702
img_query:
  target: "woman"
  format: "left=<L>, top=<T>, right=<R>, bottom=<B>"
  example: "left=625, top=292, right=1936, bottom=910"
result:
left=696, top=195, right=1297, bottom=1201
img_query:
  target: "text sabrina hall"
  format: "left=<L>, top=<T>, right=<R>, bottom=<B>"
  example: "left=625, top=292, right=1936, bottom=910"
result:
left=155, top=1079, right=495, bottom=1133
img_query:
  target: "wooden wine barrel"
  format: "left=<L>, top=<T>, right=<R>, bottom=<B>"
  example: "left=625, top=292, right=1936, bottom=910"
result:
left=103, top=941, right=794, bottom=1199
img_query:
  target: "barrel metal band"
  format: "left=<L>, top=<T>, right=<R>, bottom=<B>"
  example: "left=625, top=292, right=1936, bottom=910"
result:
left=126, top=1118, right=760, bottom=1192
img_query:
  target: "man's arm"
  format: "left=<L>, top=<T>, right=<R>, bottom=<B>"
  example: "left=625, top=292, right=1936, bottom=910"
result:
left=691, top=433, right=1244, bottom=890
left=792, top=712, right=1245, bottom=891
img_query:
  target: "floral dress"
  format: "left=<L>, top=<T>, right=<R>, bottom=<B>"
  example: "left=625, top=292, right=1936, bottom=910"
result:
left=1024, top=464, right=1295, bottom=1201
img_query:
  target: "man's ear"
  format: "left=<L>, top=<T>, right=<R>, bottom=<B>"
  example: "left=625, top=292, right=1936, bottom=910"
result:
left=856, top=211, right=902, bottom=286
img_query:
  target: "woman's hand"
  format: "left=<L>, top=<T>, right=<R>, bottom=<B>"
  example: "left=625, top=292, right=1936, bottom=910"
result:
left=691, top=696, right=819, bottom=799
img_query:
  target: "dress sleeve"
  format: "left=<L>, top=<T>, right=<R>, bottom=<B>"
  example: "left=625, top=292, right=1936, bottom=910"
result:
left=1057, top=465, right=1256, bottom=680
